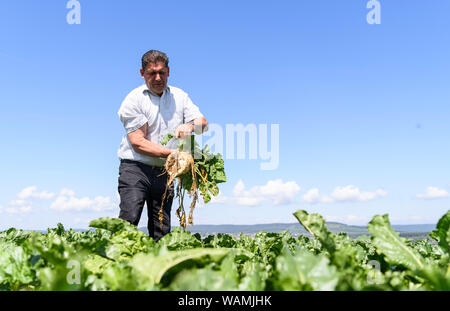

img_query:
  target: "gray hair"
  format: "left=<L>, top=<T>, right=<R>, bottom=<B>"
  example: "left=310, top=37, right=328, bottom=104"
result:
left=141, top=50, right=169, bottom=70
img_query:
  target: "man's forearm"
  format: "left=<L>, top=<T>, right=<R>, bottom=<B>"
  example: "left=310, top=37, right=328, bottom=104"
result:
left=131, top=137, right=173, bottom=158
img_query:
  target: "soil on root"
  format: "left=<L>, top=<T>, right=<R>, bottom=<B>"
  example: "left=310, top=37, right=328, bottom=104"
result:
left=159, top=150, right=198, bottom=229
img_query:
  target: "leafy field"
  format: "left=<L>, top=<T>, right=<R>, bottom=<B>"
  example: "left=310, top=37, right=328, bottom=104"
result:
left=0, top=210, right=448, bottom=291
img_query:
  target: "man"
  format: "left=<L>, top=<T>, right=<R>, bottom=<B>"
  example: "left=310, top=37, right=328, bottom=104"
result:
left=117, top=50, right=208, bottom=241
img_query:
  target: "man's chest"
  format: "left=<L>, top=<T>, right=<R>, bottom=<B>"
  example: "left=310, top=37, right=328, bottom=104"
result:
left=141, top=94, right=184, bottom=136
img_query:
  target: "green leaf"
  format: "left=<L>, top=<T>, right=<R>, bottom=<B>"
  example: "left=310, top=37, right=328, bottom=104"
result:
left=275, top=247, right=339, bottom=291
left=83, top=254, right=113, bottom=275
left=203, top=191, right=211, bottom=203
left=157, top=227, right=203, bottom=250
left=238, top=261, right=266, bottom=291
left=89, top=217, right=138, bottom=234
left=0, top=242, right=34, bottom=288
left=168, top=266, right=238, bottom=291
left=0, top=228, right=31, bottom=246
left=418, top=263, right=450, bottom=290
left=89, top=218, right=155, bottom=260
left=368, top=214, right=425, bottom=270
left=99, top=262, right=137, bottom=290
left=293, top=210, right=336, bottom=253
left=209, top=183, right=219, bottom=197
left=129, top=248, right=233, bottom=287
left=203, top=233, right=239, bottom=249
left=161, top=133, right=174, bottom=146
left=430, top=210, right=450, bottom=253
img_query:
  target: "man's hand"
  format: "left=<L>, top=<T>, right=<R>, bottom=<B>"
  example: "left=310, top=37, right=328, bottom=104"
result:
left=175, top=123, right=194, bottom=139
left=176, top=117, right=209, bottom=138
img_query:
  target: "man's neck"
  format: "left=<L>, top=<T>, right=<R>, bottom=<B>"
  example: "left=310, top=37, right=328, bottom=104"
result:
left=146, top=86, right=166, bottom=97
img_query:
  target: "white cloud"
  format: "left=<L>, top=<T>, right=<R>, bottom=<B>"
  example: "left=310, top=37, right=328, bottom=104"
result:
left=209, top=192, right=228, bottom=204
left=50, top=189, right=115, bottom=212
left=59, top=188, right=76, bottom=197
left=1, top=186, right=118, bottom=215
left=302, top=188, right=319, bottom=203
left=232, top=180, right=246, bottom=197
left=195, top=191, right=228, bottom=209
left=7, top=199, right=28, bottom=207
left=302, top=188, right=333, bottom=204
left=235, top=196, right=265, bottom=207
left=5, top=206, right=32, bottom=215
left=331, top=185, right=387, bottom=202
left=4, top=200, right=32, bottom=214
left=17, top=186, right=55, bottom=200
left=2, top=186, right=55, bottom=214
left=201, top=179, right=301, bottom=207
left=229, top=179, right=301, bottom=206
left=302, top=185, right=387, bottom=204
left=17, top=186, right=36, bottom=199
left=416, top=187, right=450, bottom=200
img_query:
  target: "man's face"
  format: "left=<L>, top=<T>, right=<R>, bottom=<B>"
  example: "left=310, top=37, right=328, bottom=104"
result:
left=140, top=61, right=170, bottom=96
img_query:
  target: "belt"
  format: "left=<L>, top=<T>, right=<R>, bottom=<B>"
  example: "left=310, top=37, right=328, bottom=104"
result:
left=120, top=159, right=164, bottom=170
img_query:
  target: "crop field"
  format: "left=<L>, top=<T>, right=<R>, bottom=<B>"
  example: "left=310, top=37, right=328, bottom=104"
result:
left=0, top=209, right=448, bottom=291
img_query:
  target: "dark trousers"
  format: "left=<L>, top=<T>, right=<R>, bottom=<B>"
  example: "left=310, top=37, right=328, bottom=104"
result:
left=118, top=160, right=174, bottom=242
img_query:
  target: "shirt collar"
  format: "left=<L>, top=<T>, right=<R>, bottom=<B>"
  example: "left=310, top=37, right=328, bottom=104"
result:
left=142, top=84, right=170, bottom=97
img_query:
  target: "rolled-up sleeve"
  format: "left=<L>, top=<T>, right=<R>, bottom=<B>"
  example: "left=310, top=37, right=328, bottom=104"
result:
left=118, top=93, right=148, bottom=134
left=183, top=94, right=204, bottom=123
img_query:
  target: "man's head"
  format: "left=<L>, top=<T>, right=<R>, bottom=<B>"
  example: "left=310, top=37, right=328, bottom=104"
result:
left=140, top=50, right=170, bottom=96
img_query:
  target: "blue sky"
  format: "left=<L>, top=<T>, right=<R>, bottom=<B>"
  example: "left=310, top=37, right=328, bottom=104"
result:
left=0, top=0, right=449, bottom=230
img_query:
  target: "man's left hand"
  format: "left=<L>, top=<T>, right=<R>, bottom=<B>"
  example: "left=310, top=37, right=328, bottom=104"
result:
left=175, top=123, right=194, bottom=138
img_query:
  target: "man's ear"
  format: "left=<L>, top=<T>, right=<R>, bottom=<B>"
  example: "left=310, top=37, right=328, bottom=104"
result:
left=167, top=66, right=170, bottom=77
left=140, top=68, right=144, bottom=78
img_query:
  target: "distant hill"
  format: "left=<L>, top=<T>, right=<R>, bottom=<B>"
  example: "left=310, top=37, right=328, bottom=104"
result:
left=392, top=224, right=436, bottom=232
left=138, top=222, right=436, bottom=240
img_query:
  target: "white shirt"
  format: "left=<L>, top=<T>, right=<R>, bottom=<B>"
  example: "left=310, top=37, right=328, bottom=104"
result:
left=117, top=84, right=204, bottom=167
